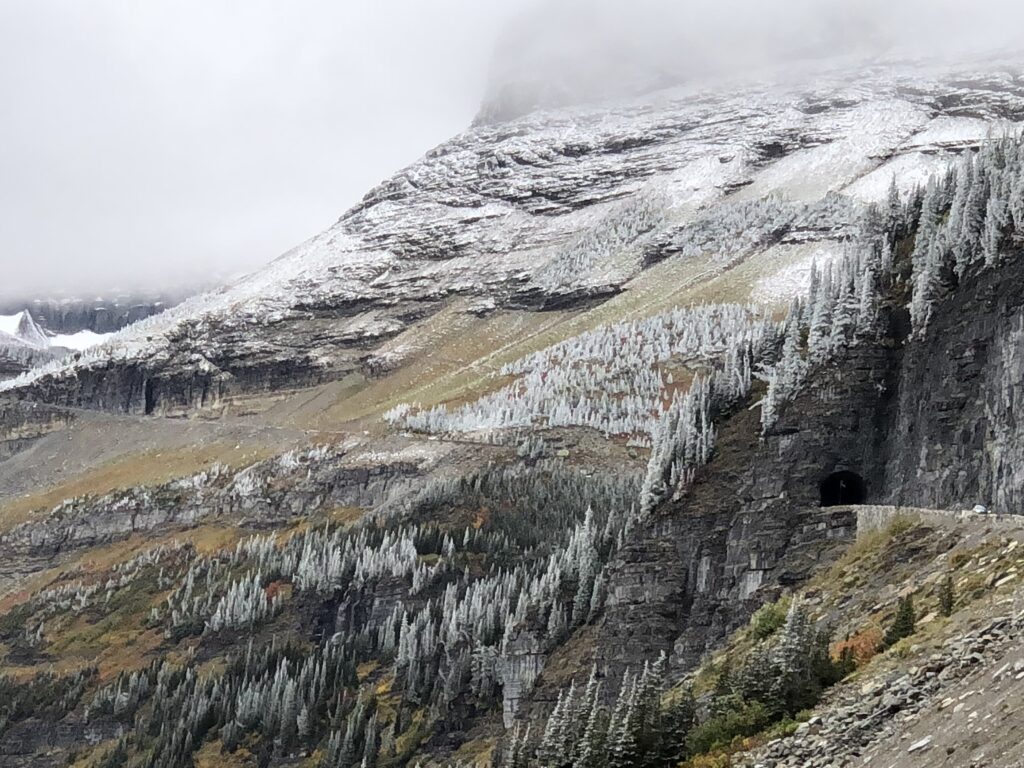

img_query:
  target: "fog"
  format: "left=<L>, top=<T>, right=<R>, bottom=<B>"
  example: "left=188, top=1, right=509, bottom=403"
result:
left=1, top=1, right=1022, bottom=300
left=0, top=0, right=531, bottom=299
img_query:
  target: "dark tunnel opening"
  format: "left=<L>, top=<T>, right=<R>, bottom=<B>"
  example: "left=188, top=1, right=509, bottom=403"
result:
left=820, top=470, right=866, bottom=507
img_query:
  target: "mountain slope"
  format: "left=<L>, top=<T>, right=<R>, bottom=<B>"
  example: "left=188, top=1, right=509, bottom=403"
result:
left=5, top=53, right=1024, bottom=419
left=4, top=49, right=1024, bottom=768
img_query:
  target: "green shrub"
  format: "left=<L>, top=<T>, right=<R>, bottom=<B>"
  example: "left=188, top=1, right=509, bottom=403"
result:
left=938, top=575, right=955, bottom=617
left=749, top=598, right=789, bottom=640
left=886, top=516, right=915, bottom=537
left=685, top=699, right=771, bottom=756
left=884, top=595, right=916, bottom=647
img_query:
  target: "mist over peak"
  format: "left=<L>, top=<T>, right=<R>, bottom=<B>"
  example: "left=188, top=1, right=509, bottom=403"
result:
left=476, top=0, right=1024, bottom=123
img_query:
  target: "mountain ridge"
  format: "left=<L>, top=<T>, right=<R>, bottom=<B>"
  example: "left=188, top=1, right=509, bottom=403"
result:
left=5, top=52, right=1024, bottom=419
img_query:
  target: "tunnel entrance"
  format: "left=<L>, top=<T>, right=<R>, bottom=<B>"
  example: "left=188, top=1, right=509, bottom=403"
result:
left=820, top=471, right=866, bottom=507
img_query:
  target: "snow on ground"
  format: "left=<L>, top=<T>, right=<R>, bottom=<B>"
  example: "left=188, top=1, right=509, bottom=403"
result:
left=845, top=115, right=1023, bottom=202
left=4, top=52, right=1024, bottom=397
left=751, top=243, right=843, bottom=305
left=737, top=100, right=931, bottom=203
left=50, top=330, right=112, bottom=351
left=0, top=311, right=111, bottom=351
left=843, top=152, right=951, bottom=202
left=661, top=154, right=750, bottom=215
left=906, top=115, right=1014, bottom=149
left=0, top=312, right=28, bottom=339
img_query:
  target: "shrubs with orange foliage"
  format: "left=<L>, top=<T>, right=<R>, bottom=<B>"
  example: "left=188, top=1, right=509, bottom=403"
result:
left=831, top=625, right=883, bottom=666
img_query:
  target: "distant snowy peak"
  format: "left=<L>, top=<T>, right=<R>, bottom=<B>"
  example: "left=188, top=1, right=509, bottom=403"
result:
left=15, top=311, right=49, bottom=348
left=0, top=310, right=111, bottom=352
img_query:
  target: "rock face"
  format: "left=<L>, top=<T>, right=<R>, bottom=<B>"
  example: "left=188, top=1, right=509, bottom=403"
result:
left=498, top=629, right=548, bottom=727
left=591, top=339, right=892, bottom=684
left=7, top=55, right=1024, bottom=414
left=539, top=245, right=1024, bottom=703
left=0, top=401, right=72, bottom=460
left=885, top=251, right=1024, bottom=511
left=733, top=609, right=1024, bottom=768
left=0, top=438, right=476, bottom=588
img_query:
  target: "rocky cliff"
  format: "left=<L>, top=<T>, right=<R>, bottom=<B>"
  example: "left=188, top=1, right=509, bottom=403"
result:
left=0, top=294, right=187, bottom=335
left=504, top=220, right=1024, bottom=755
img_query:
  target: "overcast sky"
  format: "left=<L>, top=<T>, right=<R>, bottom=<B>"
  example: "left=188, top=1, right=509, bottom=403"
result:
left=0, top=0, right=531, bottom=298
left=1, top=0, right=1022, bottom=301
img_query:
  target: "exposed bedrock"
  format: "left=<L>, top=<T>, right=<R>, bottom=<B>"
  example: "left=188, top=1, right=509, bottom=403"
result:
left=594, top=339, right=893, bottom=686
left=885, top=250, right=1024, bottom=510
left=0, top=400, right=73, bottom=459
left=522, top=253, right=1024, bottom=717
left=0, top=454, right=426, bottom=588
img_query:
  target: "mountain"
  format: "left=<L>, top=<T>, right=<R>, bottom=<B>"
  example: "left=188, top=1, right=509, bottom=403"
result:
left=0, top=291, right=192, bottom=335
left=3, top=49, right=1024, bottom=768
left=0, top=309, right=117, bottom=381
left=5, top=52, right=1024, bottom=416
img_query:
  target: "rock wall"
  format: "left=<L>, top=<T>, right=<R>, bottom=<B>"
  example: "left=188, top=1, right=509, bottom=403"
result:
left=0, top=401, right=73, bottom=459
left=853, top=504, right=1024, bottom=538
left=885, top=253, right=1024, bottom=513
left=0, top=295, right=183, bottom=334
left=593, top=339, right=895, bottom=686
left=0, top=449, right=428, bottom=588
left=528, top=253, right=1024, bottom=714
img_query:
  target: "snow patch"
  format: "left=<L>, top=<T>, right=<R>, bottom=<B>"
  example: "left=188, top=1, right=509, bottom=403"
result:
left=50, top=330, right=113, bottom=351
left=751, top=244, right=843, bottom=304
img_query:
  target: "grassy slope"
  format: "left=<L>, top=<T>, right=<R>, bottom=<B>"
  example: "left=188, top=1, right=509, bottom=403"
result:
left=685, top=512, right=1024, bottom=765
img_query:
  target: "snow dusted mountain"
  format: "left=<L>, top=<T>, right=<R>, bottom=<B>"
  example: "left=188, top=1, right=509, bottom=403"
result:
left=0, top=310, right=112, bottom=380
left=5, top=52, right=1024, bottom=414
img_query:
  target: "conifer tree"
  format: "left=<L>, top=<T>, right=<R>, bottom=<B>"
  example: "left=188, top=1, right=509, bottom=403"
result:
left=885, top=595, right=916, bottom=646
left=938, top=575, right=955, bottom=617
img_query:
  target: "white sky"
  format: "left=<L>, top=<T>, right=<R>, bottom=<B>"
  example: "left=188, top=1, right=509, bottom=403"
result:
left=0, top=0, right=531, bottom=297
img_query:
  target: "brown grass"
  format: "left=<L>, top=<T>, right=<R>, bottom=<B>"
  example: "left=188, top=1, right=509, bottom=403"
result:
left=263, top=248, right=792, bottom=433
left=0, top=441, right=275, bottom=533
left=194, top=740, right=257, bottom=767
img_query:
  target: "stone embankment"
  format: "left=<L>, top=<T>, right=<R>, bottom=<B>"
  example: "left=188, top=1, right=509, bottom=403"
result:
left=854, top=504, right=1024, bottom=538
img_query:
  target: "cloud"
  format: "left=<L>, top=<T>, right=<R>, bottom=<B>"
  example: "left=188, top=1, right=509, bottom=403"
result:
left=0, top=0, right=530, bottom=298
left=478, top=0, right=1024, bottom=121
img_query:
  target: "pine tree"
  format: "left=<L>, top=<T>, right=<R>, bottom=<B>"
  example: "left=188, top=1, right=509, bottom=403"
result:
left=607, top=675, right=639, bottom=768
left=712, top=658, right=734, bottom=702
left=539, top=689, right=569, bottom=767
left=885, top=595, right=916, bottom=646
left=807, top=266, right=835, bottom=364
left=884, top=175, right=903, bottom=245
left=574, top=681, right=607, bottom=768
left=938, top=575, right=955, bottom=617
left=654, top=691, right=693, bottom=768
left=766, top=599, right=821, bottom=716
left=502, top=723, right=524, bottom=768
left=736, top=643, right=774, bottom=706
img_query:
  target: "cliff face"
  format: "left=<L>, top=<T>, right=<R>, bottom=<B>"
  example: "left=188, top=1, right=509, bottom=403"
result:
left=0, top=296, right=183, bottom=335
left=886, top=249, right=1024, bottom=510
left=583, top=340, right=892, bottom=687
left=539, top=251, right=1024, bottom=706
left=0, top=401, right=72, bottom=460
